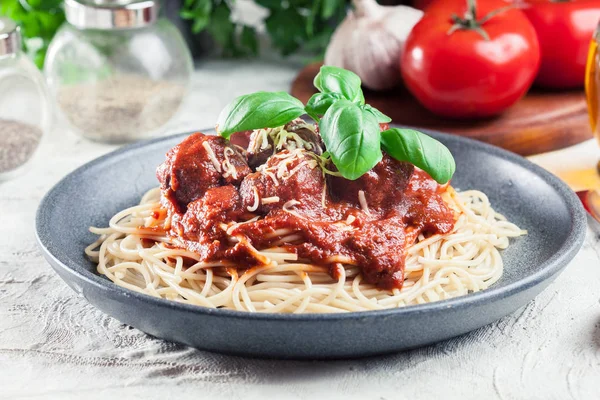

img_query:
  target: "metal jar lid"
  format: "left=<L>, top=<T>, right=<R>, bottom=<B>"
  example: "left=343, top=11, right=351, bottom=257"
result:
left=65, top=0, right=159, bottom=30
left=0, top=17, right=21, bottom=57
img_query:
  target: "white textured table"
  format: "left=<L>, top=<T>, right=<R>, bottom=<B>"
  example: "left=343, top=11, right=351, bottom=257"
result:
left=2, top=60, right=599, bottom=400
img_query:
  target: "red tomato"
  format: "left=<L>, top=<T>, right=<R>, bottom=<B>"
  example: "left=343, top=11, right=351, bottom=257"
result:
left=520, top=0, right=600, bottom=89
left=401, top=0, right=541, bottom=118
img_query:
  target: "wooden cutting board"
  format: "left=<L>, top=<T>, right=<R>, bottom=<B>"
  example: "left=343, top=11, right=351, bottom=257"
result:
left=291, top=63, right=594, bottom=156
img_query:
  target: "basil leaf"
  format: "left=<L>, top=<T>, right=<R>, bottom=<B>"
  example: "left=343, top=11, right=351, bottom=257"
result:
left=321, top=0, right=341, bottom=19
left=362, top=104, right=391, bottom=123
left=314, top=66, right=365, bottom=104
left=240, top=26, right=259, bottom=56
left=319, top=99, right=382, bottom=180
left=381, top=128, right=456, bottom=184
left=305, top=92, right=343, bottom=122
left=216, top=91, right=305, bottom=137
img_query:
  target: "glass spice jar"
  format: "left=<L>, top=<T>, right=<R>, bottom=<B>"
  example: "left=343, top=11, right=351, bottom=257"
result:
left=44, top=0, right=193, bottom=143
left=0, top=17, right=51, bottom=181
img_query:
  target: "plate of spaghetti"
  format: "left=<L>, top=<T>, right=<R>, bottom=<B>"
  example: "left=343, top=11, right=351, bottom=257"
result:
left=36, top=67, right=586, bottom=358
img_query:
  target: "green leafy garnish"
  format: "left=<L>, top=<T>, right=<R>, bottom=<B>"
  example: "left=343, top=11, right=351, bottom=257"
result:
left=319, top=99, right=382, bottom=180
left=216, top=91, right=305, bottom=138
left=216, top=66, right=456, bottom=183
left=313, top=66, right=364, bottom=104
left=305, top=92, right=343, bottom=122
left=362, top=104, right=391, bottom=124
left=381, top=128, right=456, bottom=184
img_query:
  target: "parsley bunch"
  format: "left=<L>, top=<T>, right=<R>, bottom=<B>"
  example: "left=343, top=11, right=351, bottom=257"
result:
left=181, top=0, right=348, bottom=57
left=1, top=0, right=350, bottom=65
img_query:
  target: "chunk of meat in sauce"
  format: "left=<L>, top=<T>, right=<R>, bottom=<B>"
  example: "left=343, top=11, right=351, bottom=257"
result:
left=404, top=170, right=455, bottom=233
left=229, top=130, right=252, bottom=149
left=329, top=154, right=414, bottom=211
left=239, top=149, right=325, bottom=215
left=246, top=119, right=323, bottom=169
left=173, top=185, right=271, bottom=266
left=346, top=217, right=408, bottom=289
left=287, top=119, right=324, bottom=152
left=175, top=185, right=244, bottom=259
left=156, top=133, right=251, bottom=212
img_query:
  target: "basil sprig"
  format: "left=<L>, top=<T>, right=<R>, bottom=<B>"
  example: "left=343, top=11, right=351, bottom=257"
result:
left=215, top=66, right=456, bottom=183
left=216, top=91, right=305, bottom=138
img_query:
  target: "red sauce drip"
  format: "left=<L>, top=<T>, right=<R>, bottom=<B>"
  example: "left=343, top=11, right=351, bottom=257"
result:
left=154, top=131, right=455, bottom=290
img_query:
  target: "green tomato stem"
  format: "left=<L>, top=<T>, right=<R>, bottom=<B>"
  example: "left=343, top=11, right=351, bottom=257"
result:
left=447, top=0, right=515, bottom=41
left=467, top=0, right=478, bottom=22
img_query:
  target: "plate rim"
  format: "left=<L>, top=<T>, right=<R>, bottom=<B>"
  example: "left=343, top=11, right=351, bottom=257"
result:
left=35, top=127, right=587, bottom=321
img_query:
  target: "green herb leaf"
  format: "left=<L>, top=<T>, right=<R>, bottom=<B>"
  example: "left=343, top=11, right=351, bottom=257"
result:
left=264, top=7, right=307, bottom=56
left=180, top=0, right=212, bottom=32
left=314, top=66, right=365, bottom=104
left=1, top=0, right=65, bottom=68
left=191, top=16, right=209, bottom=34
left=216, top=91, right=305, bottom=138
left=381, top=128, right=456, bottom=184
left=207, top=2, right=234, bottom=49
left=240, top=25, right=258, bottom=56
left=319, top=99, right=382, bottom=180
left=362, top=104, right=392, bottom=123
left=321, top=0, right=341, bottom=19
left=305, top=92, right=343, bottom=122
left=306, top=0, right=321, bottom=36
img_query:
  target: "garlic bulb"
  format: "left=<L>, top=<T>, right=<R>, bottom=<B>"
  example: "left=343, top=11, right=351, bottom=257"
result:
left=325, top=0, right=423, bottom=91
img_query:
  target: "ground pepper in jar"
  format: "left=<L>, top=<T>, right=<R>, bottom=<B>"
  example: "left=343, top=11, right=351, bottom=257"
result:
left=0, top=17, right=50, bottom=180
left=44, top=0, right=192, bottom=143
left=57, top=75, right=186, bottom=142
left=0, top=118, right=42, bottom=173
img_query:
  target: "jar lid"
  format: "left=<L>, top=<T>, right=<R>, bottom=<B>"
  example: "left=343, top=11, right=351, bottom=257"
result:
left=0, top=17, right=21, bottom=57
left=64, top=0, right=159, bottom=30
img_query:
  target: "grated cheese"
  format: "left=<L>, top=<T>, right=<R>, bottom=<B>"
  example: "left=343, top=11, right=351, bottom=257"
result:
left=202, top=141, right=222, bottom=173
left=222, top=147, right=238, bottom=180
left=358, top=190, right=370, bottom=215
left=261, top=196, right=280, bottom=205
left=282, top=199, right=302, bottom=218
left=247, top=186, right=260, bottom=212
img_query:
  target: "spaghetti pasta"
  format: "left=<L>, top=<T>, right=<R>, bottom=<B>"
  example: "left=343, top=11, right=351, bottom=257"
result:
left=86, top=186, right=525, bottom=313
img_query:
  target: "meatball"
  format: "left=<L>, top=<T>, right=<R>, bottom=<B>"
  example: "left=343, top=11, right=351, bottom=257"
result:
left=176, top=185, right=244, bottom=260
left=329, top=154, right=414, bottom=211
left=239, top=149, right=326, bottom=215
left=156, top=133, right=251, bottom=212
left=347, top=217, right=406, bottom=289
left=246, top=119, right=323, bottom=169
left=229, top=130, right=252, bottom=149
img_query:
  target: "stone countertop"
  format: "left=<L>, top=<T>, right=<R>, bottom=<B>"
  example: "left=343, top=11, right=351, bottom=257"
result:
left=1, top=60, right=599, bottom=400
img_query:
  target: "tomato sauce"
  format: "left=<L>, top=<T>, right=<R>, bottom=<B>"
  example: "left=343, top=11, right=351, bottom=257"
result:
left=156, top=127, right=455, bottom=290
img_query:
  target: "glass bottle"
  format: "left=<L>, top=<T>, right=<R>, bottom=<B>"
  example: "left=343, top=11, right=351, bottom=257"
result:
left=583, top=22, right=600, bottom=221
left=44, top=0, right=193, bottom=143
left=0, top=17, right=52, bottom=180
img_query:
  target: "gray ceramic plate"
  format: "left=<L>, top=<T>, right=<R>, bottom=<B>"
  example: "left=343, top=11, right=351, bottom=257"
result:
left=36, top=129, right=586, bottom=359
